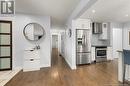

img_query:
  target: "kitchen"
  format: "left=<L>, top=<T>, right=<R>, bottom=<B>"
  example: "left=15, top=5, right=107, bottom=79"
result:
left=60, top=0, right=129, bottom=84
left=74, top=20, right=113, bottom=65
left=91, top=22, right=113, bottom=63
left=61, top=19, right=113, bottom=67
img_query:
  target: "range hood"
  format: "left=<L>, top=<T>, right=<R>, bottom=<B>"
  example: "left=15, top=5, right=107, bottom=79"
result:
left=92, top=22, right=102, bottom=34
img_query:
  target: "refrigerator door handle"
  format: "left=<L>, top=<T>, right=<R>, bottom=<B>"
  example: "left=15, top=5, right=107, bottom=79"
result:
left=82, top=35, right=85, bottom=45
left=84, top=35, right=86, bottom=45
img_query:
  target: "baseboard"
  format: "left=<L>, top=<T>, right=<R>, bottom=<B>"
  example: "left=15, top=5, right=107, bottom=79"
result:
left=40, top=64, right=51, bottom=68
left=13, top=67, right=22, bottom=71
left=71, top=65, right=76, bottom=70
left=64, top=57, right=76, bottom=70
left=13, top=65, right=51, bottom=71
left=0, top=67, right=22, bottom=86
left=23, top=68, right=40, bottom=72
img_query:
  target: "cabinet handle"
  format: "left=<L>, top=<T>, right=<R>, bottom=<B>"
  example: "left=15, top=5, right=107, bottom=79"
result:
left=30, top=50, right=34, bottom=51
left=30, top=59, right=34, bottom=61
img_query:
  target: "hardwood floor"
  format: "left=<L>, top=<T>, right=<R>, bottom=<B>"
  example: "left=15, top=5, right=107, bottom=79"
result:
left=5, top=48, right=129, bottom=86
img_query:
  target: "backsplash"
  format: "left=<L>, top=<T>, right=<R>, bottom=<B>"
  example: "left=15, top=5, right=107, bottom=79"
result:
left=91, top=23, right=111, bottom=46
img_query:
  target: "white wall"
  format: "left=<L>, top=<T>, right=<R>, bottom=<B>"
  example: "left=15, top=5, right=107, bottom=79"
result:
left=64, top=27, right=75, bottom=69
left=111, top=23, right=123, bottom=58
left=61, top=32, right=66, bottom=57
left=0, top=14, right=51, bottom=69
left=113, top=29, right=122, bottom=58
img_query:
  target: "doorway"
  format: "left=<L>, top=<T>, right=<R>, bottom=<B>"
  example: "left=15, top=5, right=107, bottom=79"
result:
left=0, top=21, right=12, bottom=71
left=51, top=35, right=58, bottom=66
left=52, top=35, right=58, bottom=49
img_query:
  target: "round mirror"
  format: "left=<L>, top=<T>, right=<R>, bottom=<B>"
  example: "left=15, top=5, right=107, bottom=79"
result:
left=23, top=23, right=45, bottom=41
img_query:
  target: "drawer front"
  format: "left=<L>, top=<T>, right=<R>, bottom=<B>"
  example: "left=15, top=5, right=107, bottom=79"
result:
left=24, top=51, right=40, bottom=59
left=23, top=59, right=40, bottom=71
left=76, top=53, right=91, bottom=64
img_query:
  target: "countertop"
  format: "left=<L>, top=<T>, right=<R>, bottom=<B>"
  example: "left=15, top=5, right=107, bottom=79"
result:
left=91, top=45, right=112, bottom=47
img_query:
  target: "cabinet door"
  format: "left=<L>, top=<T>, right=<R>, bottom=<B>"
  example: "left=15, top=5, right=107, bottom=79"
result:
left=0, top=21, right=12, bottom=71
left=91, top=47, right=96, bottom=61
left=75, top=21, right=82, bottom=29
left=107, top=47, right=113, bottom=60
left=75, top=19, right=91, bottom=29
left=102, top=23, right=108, bottom=39
left=24, top=50, right=40, bottom=60
left=99, top=23, right=108, bottom=40
left=81, top=20, right=90, bottom=29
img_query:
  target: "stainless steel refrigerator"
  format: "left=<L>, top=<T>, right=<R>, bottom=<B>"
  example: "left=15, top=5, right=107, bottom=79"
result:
left=76, top=29, right=91, bottom=65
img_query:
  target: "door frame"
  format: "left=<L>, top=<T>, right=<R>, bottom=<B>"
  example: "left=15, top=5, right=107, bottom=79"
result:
left=0, top=20, right=12, bottom=71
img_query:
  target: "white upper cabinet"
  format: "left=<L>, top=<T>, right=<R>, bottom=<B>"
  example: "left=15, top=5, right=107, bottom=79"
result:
left=99, top=23, right=108, bottom=40
left=74, top=19, right=91, bottom=29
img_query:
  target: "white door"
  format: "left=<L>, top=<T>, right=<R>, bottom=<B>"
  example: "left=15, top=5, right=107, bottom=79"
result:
left=52, top=35, right=58, bottom=48
left=112, top=28, right=122, bottom=58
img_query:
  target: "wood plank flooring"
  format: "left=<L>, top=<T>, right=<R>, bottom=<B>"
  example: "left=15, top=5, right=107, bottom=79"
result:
left=5, top=48, right=129, bottom=86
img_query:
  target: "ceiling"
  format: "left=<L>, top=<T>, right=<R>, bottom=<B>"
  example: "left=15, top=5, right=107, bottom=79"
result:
left=80, top=0, right=130, bottom=23
left=15, top=0, right=80, bottom=27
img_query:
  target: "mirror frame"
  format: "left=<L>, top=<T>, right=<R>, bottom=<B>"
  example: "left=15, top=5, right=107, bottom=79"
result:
left=23, top=23, right=45, bottom=42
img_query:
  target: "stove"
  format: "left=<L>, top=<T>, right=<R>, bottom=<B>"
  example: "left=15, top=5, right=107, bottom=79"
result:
left=95, top=46, right=107, bottom=62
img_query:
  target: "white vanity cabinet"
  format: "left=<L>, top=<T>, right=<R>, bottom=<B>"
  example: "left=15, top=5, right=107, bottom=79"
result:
left=23, top=50, right=40, bottom=72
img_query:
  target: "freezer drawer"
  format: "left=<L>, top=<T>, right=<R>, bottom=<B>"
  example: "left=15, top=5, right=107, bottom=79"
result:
left=76, top=53, right=91, bottom=65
